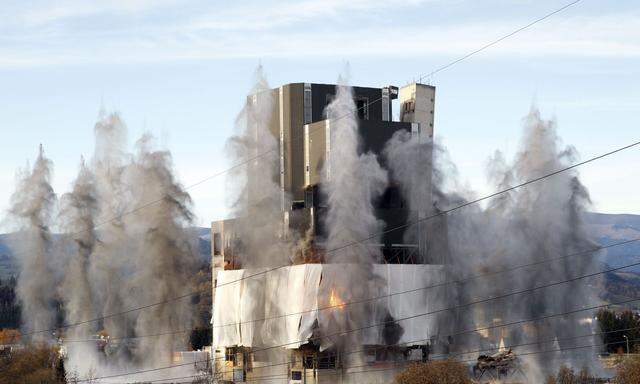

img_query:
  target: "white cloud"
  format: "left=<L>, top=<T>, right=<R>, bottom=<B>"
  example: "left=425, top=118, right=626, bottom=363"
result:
left=189, top=0, right=432, bottom=31
left=2, top=0, right=176, bottom=27
left=0, top=2, right=638, bottom=68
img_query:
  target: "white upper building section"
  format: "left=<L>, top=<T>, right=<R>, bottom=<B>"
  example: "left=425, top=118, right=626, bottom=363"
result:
left=399, top=83, right=436, bottom=138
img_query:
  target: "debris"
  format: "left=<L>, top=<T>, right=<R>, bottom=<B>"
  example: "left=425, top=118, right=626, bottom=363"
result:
left=473, top=348, right=526, bottom=381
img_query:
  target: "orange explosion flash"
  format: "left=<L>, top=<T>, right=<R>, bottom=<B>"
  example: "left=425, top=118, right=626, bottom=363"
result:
left=329, top=289, right=345, bottom=310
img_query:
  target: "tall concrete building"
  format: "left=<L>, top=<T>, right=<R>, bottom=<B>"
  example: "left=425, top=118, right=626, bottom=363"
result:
left=212, top=82, right=437, bottom=271
left=210, top=82, right=444, bottom=384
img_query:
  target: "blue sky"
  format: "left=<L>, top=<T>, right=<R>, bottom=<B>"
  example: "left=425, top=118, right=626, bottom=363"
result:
left=1, top=0, right=639, bottom=228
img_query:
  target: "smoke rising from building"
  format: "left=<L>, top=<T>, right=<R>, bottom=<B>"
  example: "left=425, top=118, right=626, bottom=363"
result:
left=7, top=67, right=603, bottom=382
left=226, top=66, right=299, bottom=268
left=426, top=108, right=598, bottom=377
left=319, top=75, right=390, bottom=354
left=208, top=72, right=601, bottom=383
left=379, top=105, right=599, bottom=378
left=8, top=145, right=57, bottom=340
left=384, top=130, right=462, bottom=265
left=322, top=76, right=389, bottom=264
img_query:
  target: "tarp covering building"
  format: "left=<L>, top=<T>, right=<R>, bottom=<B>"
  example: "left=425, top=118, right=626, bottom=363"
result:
left=212, top=264, right=445, bottom=350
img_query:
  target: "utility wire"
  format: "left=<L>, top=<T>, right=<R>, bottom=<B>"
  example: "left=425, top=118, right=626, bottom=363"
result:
left=17, top=0, right=583, bottom=245
left=210, top=319, right=640, bottom=379
left=146, top=0, right=584, bottom=225
left=115, top=331, right=628, bottom=384
left=63, top=236, right=640, bottom=344
left=18, top=0, right=590, bottom=337
left=75, top=260, right=640, bottom=381
left=27, top=137, right=640, bottom=338
left=243, top=336, right=640, bottom=383
left=222, top=337, right=638, bottom=383
left=416, top=0, right=583, bottom=83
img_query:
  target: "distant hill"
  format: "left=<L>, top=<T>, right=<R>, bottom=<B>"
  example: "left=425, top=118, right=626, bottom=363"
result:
left=1, top=213, right=640, bottom=284
left=0, top=234, right=19, bottom=281
left=0, top=228, right=211, bottom=281
left=585, top=212, right=640, bottom=273
left=602, top=270, right=640, bottom=308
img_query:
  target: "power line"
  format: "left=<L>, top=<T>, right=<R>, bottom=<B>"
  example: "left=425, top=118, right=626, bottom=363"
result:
left=166, top=0, right=584, bottom=213
left=75, top=260, right=640, bottom=381
left=107, top=373, right=211, bottom=384
left=224, top=337, right=638, bottom=383
left=27, top=136, right=640, bottom=338
left=65, top=235, right=640, bottom=344
left=328, top=139, right=640, bottom=253
left=17, top=0, right=591, bottom=337
left=416, top=0, right=583, bottom=83
left=17, top=0, right=584, bottom=244
left=113, top=331, right=629, bottom=384
left=215, top=262, right=640, bottom=372
left=63, top=234, right=640, bottom=347
left=210, top=319, right=640, bottom=379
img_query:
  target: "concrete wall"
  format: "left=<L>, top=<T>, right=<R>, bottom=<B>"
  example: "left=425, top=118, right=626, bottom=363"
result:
left=266, top=83, right=394, bottom=205
left=399, top=83, right=435, bottom=137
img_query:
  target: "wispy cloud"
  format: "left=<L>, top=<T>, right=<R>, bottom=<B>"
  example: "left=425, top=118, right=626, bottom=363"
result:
left=0, top=1, right=638, bottom=68
left=2, top=0, right=177, bottom=27
left=189, top=0, right=431, bottom=31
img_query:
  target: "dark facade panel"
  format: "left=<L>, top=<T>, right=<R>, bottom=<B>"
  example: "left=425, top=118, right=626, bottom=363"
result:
left=358, top=120, right=412, bottom=165
left=309, top=84, right=385, bottom=123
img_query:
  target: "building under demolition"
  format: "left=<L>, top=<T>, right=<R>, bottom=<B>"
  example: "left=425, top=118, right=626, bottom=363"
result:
left=210, top=81, right=450, bottom=383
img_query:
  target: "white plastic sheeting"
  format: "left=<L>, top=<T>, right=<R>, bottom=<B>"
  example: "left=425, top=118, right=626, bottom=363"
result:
left=211, top=264, right=445, bottom=349
left=212, top=270, right=245, bottom=347
left=375, top=264, right=445, bottom=346
left=262, top=264, right=322, bottom=348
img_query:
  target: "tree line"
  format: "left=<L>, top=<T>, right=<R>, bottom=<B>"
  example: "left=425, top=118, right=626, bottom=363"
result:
left=0, top=276, right=20, bottom=330
left=597, top=308, right=640, bottom=354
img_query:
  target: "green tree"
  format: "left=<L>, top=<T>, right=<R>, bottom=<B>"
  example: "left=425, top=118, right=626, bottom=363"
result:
left=597, top=308, right=640, bottom=353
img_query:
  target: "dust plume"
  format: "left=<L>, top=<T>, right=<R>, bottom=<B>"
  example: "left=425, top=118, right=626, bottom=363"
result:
left=322, top=75, right=388, bottom=264
left=225, top=66, right=297, bottom=268
left=8, top=145, right=57, bottom=340
left=384, top=130, right=464, bottom=265
left=123, top=133, right=198, bottom=364
left=403, top=107, right=600, bottom=379
left=7, top=109, right=202, bottom=381
left=318, top=74, right=389, bottom=356
left=59, top=158, right=98, bottom=340
left=58, top=157, right=100, bottom=373
left=88, top=111, right=130, bottom=346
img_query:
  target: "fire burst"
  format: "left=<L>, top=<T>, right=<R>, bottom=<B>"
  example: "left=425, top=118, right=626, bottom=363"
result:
left=329, top=289, right=345, bottom=310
